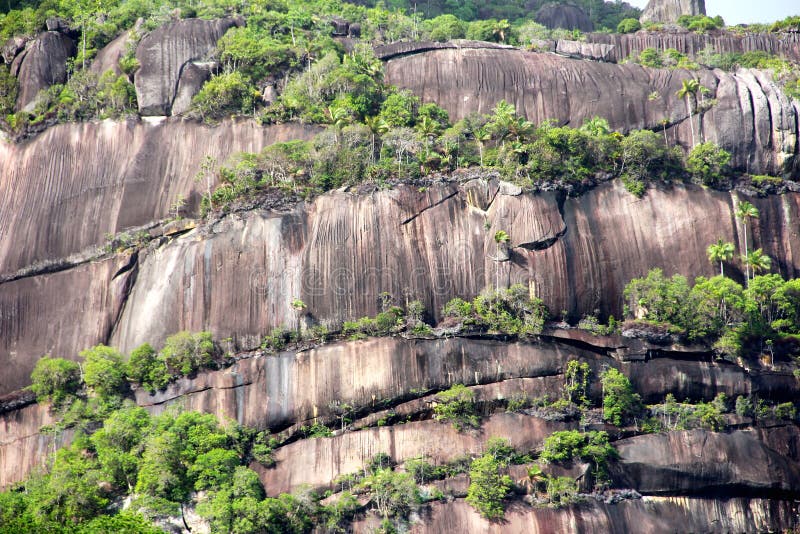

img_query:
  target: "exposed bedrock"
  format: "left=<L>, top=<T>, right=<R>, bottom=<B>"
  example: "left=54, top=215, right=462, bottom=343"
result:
left=611, top=429, right=800, bottom=496
left=0, top=119, right=318, bottom=277
left=641, top=0, right=705, bottom=24
left=11, top=31, right=76, bottom=112
left=583, top=30, right=800, bottom=64
left=5, top=180, right=800, bottom=394
left=534, top=3, right=594, bottom=32
left=134, top=17, right=239, bottom=115
left=394, top=497, right=797, bottom=534
left=3, top=334, right=798, bottom=488
left=383, top=47, right=800, bottom=177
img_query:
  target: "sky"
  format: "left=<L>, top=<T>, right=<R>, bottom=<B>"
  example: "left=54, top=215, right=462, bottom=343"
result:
left=624, top=0, right=799, bottom=25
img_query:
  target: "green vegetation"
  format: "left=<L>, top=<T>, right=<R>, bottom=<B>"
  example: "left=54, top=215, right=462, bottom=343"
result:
left=433, top=384, right=479, bottom=431
left=465, top=453, right=513, bottom=520
left=676, top=14, right=724, bottom=32
left=442, top=284, right=547, bottom=336
left=630, top=47, right=699, bottom=70
left=616, top=18, right=641, bottom=34
left=600, top=367, right=642, bottom=426
left=540, top=430, right=616, bottom=476
left=29, top=356, right=82, bottom=408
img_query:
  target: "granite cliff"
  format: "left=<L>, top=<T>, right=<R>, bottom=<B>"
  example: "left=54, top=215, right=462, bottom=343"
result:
left=3, top=5, right=800, bottom=532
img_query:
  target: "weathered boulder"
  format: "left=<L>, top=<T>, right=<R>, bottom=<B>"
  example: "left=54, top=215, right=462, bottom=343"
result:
left=170, top=61, right=215, bottom=115
left=134, top=17, right=238, bottom=115
left=383, top=47, right=800, bottom=177
left=330, top=16, right=349, bottom=36
left=641, top=0, right=706, bottom=24
left=12, top=31, right=76, bottom=112
left=90, top=30, right=131, bottom=76
left=45, top=16, right=76, bottom=37
left=1, top=36, right=28, bottom=64
left=611, top=430, right=800, bottom=496
left=535, top=3, right=594, bottom=32
left=555, top=39, right=615, bottom=61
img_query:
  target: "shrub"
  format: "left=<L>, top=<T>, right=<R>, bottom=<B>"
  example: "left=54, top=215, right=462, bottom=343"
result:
left=433, top=384, right=479, bottom=430
left=545, top=476, right=579, bottom=506
left=466, top=455, right=512, bottom=520
left=687, top=142, right=731, bottom=187
left=774, top=402, right=797, bottom=421
left=159, top=331, right=215, bottom=376
left=81, top=344, right=126, bottom=401
left=617, top=18, right=641, bottom=34
left=359, top=468, right=420, bottom=520
left=600, top=368, right=642, bottom=426
left=29, top=356, right=82, bottom=408
left=192, top=71, right=255, bottom=122
left=735, top=396, right=753, bottom=417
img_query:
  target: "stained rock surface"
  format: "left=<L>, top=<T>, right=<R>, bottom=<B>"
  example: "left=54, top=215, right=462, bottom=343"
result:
left=535, top=3, right=594, bottom=32
left=11, top=31, right=75, bottom=111
left=641, top=0, right=705, bottom=24
left=134, top=17, right=238, bottom=115
left=384, top=47, right=800, bottom=177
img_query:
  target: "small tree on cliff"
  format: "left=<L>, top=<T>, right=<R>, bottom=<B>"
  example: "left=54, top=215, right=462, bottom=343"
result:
left=676, top=78, right=700, bottom=148
left=735, top=200, right=760, bottom=283
left=707, top=239, right=735, bottom=277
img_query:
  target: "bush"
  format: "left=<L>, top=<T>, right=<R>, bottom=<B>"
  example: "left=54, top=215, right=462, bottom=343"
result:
left=159, top=331, right=215, bottom=377
left=433, top=384, right=479, bottom=430
left=465, top=455, right=512, bottom=520
left=600, top=368, right=642, bottom=426
left=617, top=18, right=641, bottom=34
left=127, top=343, right=169, bottom=393
left=686, top=142, right=731, bottom=187
left=192, top=71, right=255, bottom=122
left=81, top=344, right=126, bottom=401
left=29, top=356, right=82, bottom=408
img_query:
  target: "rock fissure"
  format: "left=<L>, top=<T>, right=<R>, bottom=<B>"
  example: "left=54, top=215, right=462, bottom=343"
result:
left=400, top=190, right=460, bottom=225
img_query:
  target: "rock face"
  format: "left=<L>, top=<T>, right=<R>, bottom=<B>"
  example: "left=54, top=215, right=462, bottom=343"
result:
left=383, top=46, right=800, bottom=177
left=583, top=30, right=800, bottom=64
left=134, top=17, right=238, bottom=115
left=11, top=31, right=76, bottom=112
left=0, top=119, right=317, bottom=277
left=402, top=497, right=797, bottom=533
left=170, top=61, right=215, bottom=115
left=6, top=173, right=800, bottom=394
left=535, top=3, right=594, bottom=32
left=641, top=0, right=706, bottom=24
left=2, top=334, right=797, bottom=489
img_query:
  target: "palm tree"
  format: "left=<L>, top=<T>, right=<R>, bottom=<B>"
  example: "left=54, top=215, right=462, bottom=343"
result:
left=326, top=105, right=352, bottom=143
left=579, top=116, right=611, bottom=137
left=364, top=115, right=389, bottom=163
left=474, top=126, right=491, bottom=168
left=492, top=19, right=511, bottom=43
left=676, top=78, right=700, bottom=148
left=735, top=200, right=760, bottom=282
left=744, top=248, right=772, bottom=278
left=707, top=239, right=735, bottom=277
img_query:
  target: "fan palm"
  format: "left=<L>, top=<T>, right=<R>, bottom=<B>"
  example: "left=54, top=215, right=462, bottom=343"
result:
left=735, top=200, right=760, bottom=282
left=676, top=78, right=700, bottom=147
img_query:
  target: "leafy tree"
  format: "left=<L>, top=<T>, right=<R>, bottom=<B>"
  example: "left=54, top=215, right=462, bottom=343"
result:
left=687, top=142, right=731, bottom=186
left=564, top=360, right=591, bottom=407
left=617, top=18, right=641, bottom=33
left=433, top=384, right=478, bottom=430
left=707, top=239, right=735, bottom=277
left=159, top=331, right=215, bottom=376
left=600, top=367, right=642, bottom=426
left=425, top=14, right=466, bottom=41
left=466, top=454, right=512, bottom=520
left=192, top=71, right=255, bottom=122
left=189, top=448, right=241, bottom=491
left=81, top=344, right=126, bottom=401
left=29, top=356, right=81, bottom=408
left=90, top=404, right=152, bottom=491
left=378, top=90, right=419, bottom=128
left=127, top=343, right=169, bottom=393
left=360, top=468, right=420, bottom=520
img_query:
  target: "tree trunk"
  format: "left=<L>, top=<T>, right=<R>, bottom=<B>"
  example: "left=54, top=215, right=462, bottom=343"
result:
left=685, top=95, right=695, bottom=148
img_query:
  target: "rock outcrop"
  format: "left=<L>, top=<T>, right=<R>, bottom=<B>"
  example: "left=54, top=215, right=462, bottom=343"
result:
left=170, top=61, right=215, bottom=115
left=535, top=3, right=594, bottom=32
left=641, top=0, right=706, bottom=24
left=5, top=173, right=800, bottom=394
left=0, top=119, right=317, bottom=277
left=383, top=46, right=800, bottom=177
left=134, top=17, right=238, bottom=115
left=583, top=30, right=800, bottom=64
left=2, top=334, right=797, bottom=489
left=11, top=31, right=76, bottom=112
